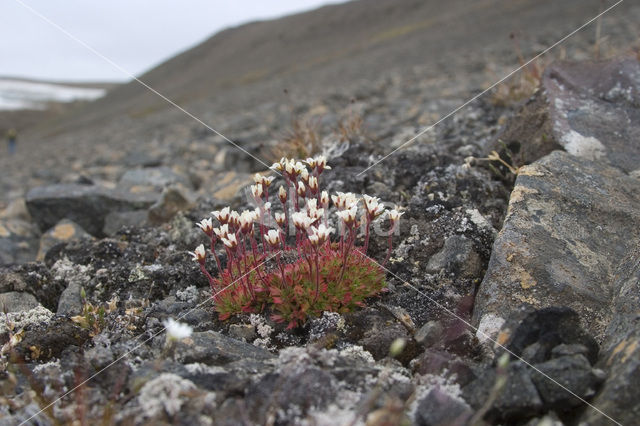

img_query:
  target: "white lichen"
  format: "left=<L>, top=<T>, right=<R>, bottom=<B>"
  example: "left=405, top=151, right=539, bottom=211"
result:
left=137, top=373, right=197, bottom=419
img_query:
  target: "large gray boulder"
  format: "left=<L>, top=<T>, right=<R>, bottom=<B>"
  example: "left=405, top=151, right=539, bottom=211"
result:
left=26, top=183, right=158, bottom=236
left=473, top=151, right=640, bottom=341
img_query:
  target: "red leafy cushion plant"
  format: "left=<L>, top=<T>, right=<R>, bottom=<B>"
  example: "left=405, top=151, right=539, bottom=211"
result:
left=192, top=156, right=403, bottom=328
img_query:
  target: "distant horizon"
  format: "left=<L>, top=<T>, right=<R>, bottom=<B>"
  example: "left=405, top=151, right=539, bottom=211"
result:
left=1, top=0, right=347, bottom=83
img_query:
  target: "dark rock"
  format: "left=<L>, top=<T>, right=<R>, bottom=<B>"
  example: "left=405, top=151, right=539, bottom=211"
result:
left=0, top=219, right=40, bottom=266
left=491, top=57, right=640, bottom=172
left=36, top=219, right=93, bottom=261
left=415, top=387, right=472, bottom=426
left=118, top=166, right=191, bottom=191
left=172, top=330, right=274, bottom=365
left=12, top=317, right=91, bottom=362
left=503, top=307, right=599, bottom=365
left=102, top=210, right=149, bottom=236
left=26, top=183, right=158, bottom=236
left=414, top=320, right=444, bottom=347
left=426, top=234, right=482, bottom=278
left=580, top=244, right=640, bottom=425
left=228, top=323, right=257, bottom=341
left=0, top=291, right=40, bottom=312
left=0, top=264, right=62, bottom=311
left=244, top=368, right=334, bottom=423
left=147, top=184, right=196, bottom=225
left=473, top=152, right=640, bottom=341
left=531, top=354, right=604, bottom=411
left=463, top=361, right=543, bottom=422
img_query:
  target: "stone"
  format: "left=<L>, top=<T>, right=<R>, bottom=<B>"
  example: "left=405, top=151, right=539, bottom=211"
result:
left=414, top=387, right=472, bottom=426
left=414, top=320, right=444, bottom=347
left=426, top=234, right=482, bottom=278
left=172, top=330, right=274, bottom=365
left=463, top=361, right=543, bottom=422
left=207, top=171, right=254, bottom=201
left=0, top=291, right=40, bottom=313
left=491, top=57, right=640, bottom=171
left=501, top=306, right=599, bottom=365
left=0, top=218, right=40, bottom=266
left=147, top=184, right=196, bottom=225
left=36, top=219, right=93, bottom=261
left=580, top=244, right=640, bottom=425
left=530, top=354, right=603, bottom=411
left=102, top=210, right=149, bottom=236
left=228, top=323, right=257, bottom=341
left=119, top=166, right=191, bottom=192
left=0, top=264, right=62, bottom=311
left=26, top=183, right=158, bottom=236
left=473, top=151, right=640, bottom=340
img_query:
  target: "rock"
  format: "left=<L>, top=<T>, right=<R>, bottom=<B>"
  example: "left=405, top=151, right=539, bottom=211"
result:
left=0, top=219, right=40, bottom=266
left=52, top=258, right=92, bottom=316
left=426, top=234, right=483, bottom=278
left=228, top=323, right=257, bottom=341
left=147, top=184, right=196, bottom=225
left=102, top=210, right=149, bottom=236
left=0, top=264, right=62, bottom=311
left=26, top=183, right=158, bottom=236
left=119, top=166, right=191, bottom=192
left=36, top=219, right=93, bottom=261
left=530, top=354, right=603, bottom=411
left=12, top=316, right=91, bottom=361
left=463, top=361, right=543, bottom=422
left=172, top=330, right=274, bottom=365
left=580, top=244, right=640, bottom=425
left=0, top=304, right=53, bottom=335
left=207, top=171, right=255, bottom=201
left=502, top=306, right=599, bottom=365
left=414, top=387, right=472, bottom=426
left=473, top=151, right=640, bottom=340
left=0, top=198, right=31, bottom=221
left=491, top=57, right=640, bottom=171
left=0, top=291, right=40, bottom=313
left=414, top=320, right=444, bottom=347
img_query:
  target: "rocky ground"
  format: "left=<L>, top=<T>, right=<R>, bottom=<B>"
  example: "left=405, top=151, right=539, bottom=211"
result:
left=1, top=9, right=640, bottom=426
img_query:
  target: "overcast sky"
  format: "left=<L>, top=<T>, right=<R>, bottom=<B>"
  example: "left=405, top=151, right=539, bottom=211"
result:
left=1, top=0, right=344, bottom=83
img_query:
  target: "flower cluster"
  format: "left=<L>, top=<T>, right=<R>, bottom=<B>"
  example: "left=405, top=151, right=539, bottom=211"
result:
left=192, top=156, right=403, bottom=328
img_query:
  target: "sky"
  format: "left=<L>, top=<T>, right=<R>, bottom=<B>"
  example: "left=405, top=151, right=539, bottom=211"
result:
left=0, top=0, right=345, bottom=83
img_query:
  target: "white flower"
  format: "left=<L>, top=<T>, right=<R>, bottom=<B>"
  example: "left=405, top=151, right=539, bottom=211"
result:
left=363, top=194, right=385, bottom=219
left=239, top=210, right=255, bottom=233
left=320, top=191, right=329, bottom=208
left=278, top=186, right=287, bottom=203
left=387, top=208, right=405, bottom=223
left=292, top=211, right=313, bottom=230
left=191, top=244, right=206, bottom=263
left=275, top=212, right=286, bottom=226
left=197, top=218, right=213, bottom=235
left=304, top=157, right=317, bottom=169
left=309, top=223, right=333, bottom=244
left=336, top=205, right=358, bottom=225
left=297, top=181, right=306, bottom=197
left=265, top=229, right=280, bottom=246
left=299, top=167, right=309, bottom=183
left=163, top=318, right=193, bottom=341
left=211, top=207, right=231, bottom=223
left=228, top=211, right=240, bottom=228
left=332, top=192, right=358, bottom=210
left=222, top=234, right=238, bottom=249
left=314, top=155, right=331, bottom=172
left=250, top=184, right=264, bottom=200
left=308, top=176, right=318, bottom=192
left=213, top=224, right=229, bottom=238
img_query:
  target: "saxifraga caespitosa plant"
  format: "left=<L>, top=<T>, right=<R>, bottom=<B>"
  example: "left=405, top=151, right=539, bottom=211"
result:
left=191, top=156, right=404, bottom=328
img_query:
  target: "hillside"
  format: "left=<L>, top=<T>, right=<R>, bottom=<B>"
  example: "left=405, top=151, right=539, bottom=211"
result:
left=23, top=0, right=632, bottom=142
